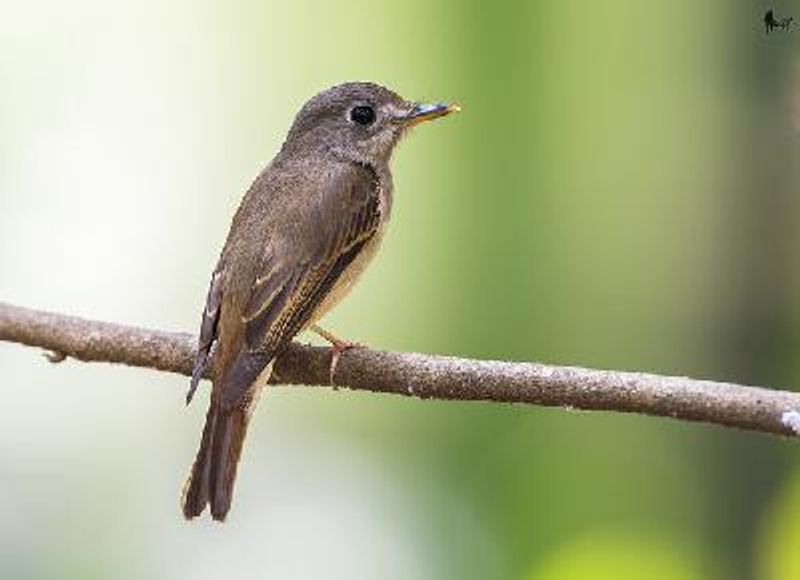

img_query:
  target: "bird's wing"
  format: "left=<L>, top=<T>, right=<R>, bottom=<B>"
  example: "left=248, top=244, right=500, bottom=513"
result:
left=219, top=162, right=382, bottom=409
left=187, top=268, right=224, bottom=404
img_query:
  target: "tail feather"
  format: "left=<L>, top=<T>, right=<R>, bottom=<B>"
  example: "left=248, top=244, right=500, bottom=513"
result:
left=181, top=405, right=215, bottom=519
left=209, top=406, right=249, bottom=520
left=182, top=403, right=250, bottom=521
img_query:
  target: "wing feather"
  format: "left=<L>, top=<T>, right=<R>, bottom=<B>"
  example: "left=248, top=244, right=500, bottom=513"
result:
left=216, top=162, right=382, bottom=409
left=187, top=269, right=223, bottom=404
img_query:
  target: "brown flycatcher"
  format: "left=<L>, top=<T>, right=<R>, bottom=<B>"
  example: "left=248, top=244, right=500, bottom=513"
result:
left=182, top=82, right=459, bottom=521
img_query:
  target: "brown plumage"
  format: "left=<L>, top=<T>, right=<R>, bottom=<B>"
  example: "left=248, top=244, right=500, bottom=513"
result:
left=182, top=82, right=459, bottom=521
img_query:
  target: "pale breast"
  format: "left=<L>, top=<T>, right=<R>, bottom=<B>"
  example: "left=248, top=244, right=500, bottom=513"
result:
left=304, top=163, right=392, bottom=328
left=308, top=227, right=386, bottom=325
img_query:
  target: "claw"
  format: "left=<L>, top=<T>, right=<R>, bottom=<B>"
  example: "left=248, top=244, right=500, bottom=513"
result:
left=328, top=339, right=362, bottom=385
left=311, top=325, right=364, bottom=385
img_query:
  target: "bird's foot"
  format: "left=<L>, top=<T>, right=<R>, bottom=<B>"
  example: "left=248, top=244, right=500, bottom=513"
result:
left=310, top=325, right=364, bottom=385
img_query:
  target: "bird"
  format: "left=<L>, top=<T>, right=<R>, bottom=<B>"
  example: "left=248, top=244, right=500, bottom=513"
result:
left=181, top=81, right=459, bottom=521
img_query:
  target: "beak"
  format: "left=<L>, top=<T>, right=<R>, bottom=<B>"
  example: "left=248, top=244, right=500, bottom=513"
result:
left=399, top=102, right=461, bottom=126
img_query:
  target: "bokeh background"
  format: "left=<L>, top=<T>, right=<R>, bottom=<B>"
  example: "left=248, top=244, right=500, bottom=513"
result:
left=1, top=0, right=799, bottom=578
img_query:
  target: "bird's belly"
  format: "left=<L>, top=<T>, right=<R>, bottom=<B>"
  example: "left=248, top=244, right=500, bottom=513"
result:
left=307, top=231, right=385, bottom=326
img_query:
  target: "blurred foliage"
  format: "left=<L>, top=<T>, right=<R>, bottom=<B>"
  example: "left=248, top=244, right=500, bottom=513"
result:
left=757, top=468, right=800, bottom=580
left=528, top=532, right=705, bottom=580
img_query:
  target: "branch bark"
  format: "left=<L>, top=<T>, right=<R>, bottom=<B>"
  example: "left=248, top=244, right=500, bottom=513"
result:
left=1, top=301, right=799, bottom=438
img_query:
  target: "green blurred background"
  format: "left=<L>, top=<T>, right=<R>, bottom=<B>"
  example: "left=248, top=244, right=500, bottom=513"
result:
left=1, top=0, right=799, bottom=578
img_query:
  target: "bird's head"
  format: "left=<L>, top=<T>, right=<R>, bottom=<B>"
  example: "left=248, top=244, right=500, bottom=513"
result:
left=283, top=81, right=459, bottom=165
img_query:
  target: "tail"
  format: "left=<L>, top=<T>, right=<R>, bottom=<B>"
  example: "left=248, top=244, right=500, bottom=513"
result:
left=182, top=402, right=250, bottom=521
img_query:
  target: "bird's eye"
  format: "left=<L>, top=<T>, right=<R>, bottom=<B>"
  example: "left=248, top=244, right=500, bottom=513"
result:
left=349, top=105, right=376, bottom=126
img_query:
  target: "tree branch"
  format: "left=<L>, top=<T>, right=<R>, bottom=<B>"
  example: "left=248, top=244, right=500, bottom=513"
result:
left=1, top=301, right=799, bottom=438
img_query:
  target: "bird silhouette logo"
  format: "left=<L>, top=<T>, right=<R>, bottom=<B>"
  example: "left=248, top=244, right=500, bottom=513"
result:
left=764, top=9, right=794, bottom=34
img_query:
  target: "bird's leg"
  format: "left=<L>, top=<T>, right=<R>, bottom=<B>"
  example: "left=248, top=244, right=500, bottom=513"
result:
left=310, top=324, right=364, bottom=385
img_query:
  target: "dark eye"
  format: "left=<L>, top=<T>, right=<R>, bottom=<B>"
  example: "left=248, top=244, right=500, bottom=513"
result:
left=350, top=105, right=376, bottom=126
